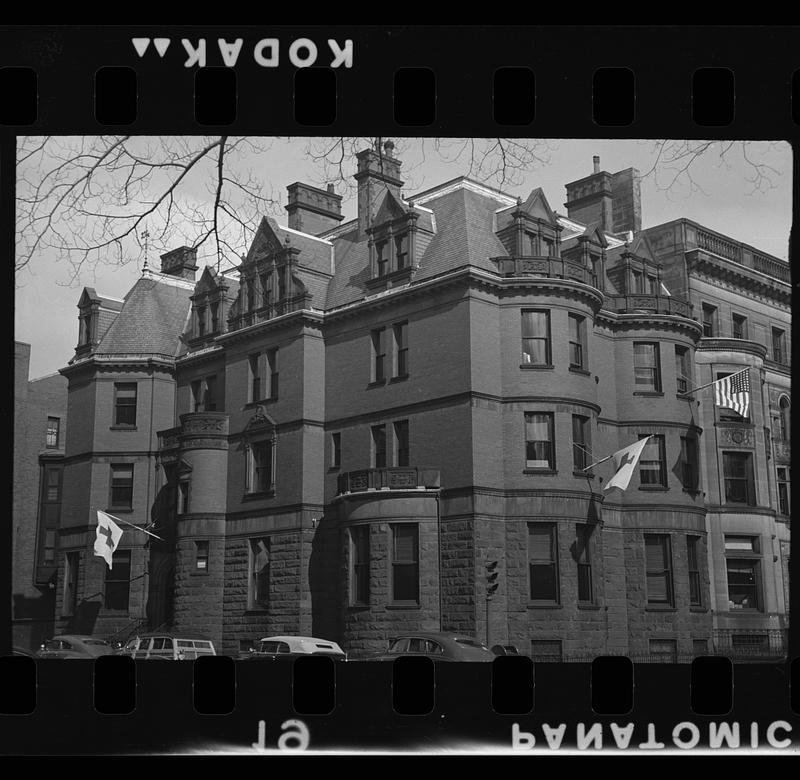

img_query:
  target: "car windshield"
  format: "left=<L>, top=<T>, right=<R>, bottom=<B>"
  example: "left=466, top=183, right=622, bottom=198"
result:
left=84, top=640, right=110, bottom=646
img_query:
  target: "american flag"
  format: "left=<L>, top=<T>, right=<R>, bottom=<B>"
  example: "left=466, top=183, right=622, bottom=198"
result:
left=714, top=368, right=750, bottom=418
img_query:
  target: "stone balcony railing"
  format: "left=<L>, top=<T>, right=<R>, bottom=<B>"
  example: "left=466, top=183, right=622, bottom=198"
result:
left=604, top=294, right=692, bottom=318
left=693, top=226, right=790, bottom=284
left=337, top=467, right=441, bottom=495
left=711, top=629, right=788, bottom=660
left=157, top=426, right=182, bottom=451
left=492, top=255, right=598, bottom=287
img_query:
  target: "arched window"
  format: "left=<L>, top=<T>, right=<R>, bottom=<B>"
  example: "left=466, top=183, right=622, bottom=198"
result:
left=779, top=396, right=790, bottom=441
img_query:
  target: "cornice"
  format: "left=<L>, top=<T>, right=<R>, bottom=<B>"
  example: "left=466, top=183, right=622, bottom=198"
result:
left=595, top=310, right=703, bottom=339
left=60, top=354, right=177, bottom=378
left=215, top=308, right=324, bottom=346
left=695, top=338, right=768, bottom=359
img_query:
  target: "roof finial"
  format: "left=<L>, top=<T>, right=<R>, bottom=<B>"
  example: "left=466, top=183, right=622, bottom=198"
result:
left=140, top=227, right=151, bottom=274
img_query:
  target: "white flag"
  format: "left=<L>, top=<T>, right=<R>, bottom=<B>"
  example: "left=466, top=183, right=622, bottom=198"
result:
left=603, top=436, right=652, bottom=492
left=94, top=511, right=123, bottom=569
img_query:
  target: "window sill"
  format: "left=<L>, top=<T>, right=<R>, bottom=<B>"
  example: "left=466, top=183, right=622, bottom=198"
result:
left=645, top=606, right=677, bottom=612
left=328, top=466, right=341, bottom=472
left=577, top=604, right=601, bottom=611
left=110, top=425, right=137, bottom=431
left=633, top=391, right=664, bottom=397
left=389, top=374, right=409, bottom=384
left=367, top=380, right=386, bottom=389
left=386, top=603, right=421, bottom=610
left=573, top=470, right=594, bottom=479
left=244, top=398, right=277, bottom=408
left=638, top=485, right=668, bottom=492
left=527, top=603, right=562, bottom=610
left=676, top=394, right=696, bottom=402
left=191, top=570, right=209, bottom=577
left=520, top=364, right=554, bottom=370
left=568, top=366, right=591, bottom=376
left=524, top=468, right=557, bottom=475
left=242, top=490, right=276, bottom=501
left=689, top=607, right=708, bottom=613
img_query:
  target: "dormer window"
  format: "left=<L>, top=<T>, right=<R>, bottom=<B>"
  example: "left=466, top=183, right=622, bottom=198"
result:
left=80, top=311, right=93, bottom=345
left=395, top=234, right=408, bottom=270
left=260, top=272, right=272, bottom=309
left=247, top=278, right=256, bottom=311
left=197, top=306, right=206, bottom=337
left=376, top=240, right=389, bottom=276
left=278, top=267, right=286, bottom=301
left=210, top=302, right=219, bottom=333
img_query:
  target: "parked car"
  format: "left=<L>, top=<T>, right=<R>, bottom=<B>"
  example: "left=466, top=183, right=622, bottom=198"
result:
left=37, top=635, right=116, bottom=659
left=118, top=633, right=216, bottom=660
left=247, top=636, right=347, bottom=661
left=490, top=644, right=521, bottom=656
left=365, top=632, right=495, bottom=662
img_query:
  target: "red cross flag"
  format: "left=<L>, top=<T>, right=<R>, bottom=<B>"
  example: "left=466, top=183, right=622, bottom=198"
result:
left=94, top=510, right=124, bottom=569
left=603, top=436, right=652, bottom=492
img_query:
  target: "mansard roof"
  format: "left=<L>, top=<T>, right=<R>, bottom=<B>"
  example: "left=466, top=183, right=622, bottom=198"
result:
left=94, top=274, right=193, bottom=358
left=244, top=216, right=332, bottom=275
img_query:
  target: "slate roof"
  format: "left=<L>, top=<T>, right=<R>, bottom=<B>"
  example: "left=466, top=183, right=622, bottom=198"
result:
left=95, top=274, right=193, bottom=358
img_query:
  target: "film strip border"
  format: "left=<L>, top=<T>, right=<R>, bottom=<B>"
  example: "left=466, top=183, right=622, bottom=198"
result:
left=0, top=654, right=798, bottom=752
left=0, top=27, right=798, bottom=132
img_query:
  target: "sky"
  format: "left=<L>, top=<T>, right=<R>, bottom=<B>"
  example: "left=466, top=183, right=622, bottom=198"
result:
left=14, top=137, right=792, bottom=380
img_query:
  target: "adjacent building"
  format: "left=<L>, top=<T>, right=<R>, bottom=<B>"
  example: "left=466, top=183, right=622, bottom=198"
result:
left=28, top=143, right=789, bottom=661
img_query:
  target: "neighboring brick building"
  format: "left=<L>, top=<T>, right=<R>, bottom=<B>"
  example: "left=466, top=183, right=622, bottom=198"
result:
left=13, top=342, right=68, bottom=651
left=46, top=143, right=790, bottom=661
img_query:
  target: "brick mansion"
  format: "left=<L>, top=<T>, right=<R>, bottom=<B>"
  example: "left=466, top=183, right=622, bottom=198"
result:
left=13, top=142, right=791, bottom=661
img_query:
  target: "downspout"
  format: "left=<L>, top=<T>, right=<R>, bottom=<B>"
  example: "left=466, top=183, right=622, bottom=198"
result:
left=435, top=491, right=442, bottom=632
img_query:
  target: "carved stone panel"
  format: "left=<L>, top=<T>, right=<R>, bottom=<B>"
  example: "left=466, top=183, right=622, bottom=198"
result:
left=718, top=425, right=754, bottom=448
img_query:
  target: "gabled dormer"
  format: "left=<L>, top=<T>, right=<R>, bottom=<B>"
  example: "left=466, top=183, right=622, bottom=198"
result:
left=495, top=188, right=563, bottom=259
left=365, top=190, right=422, bottom=289
left=73, top=287, right=124, bottom=359
left=559, top=222, right=609, bottom=291
left=228, top=218, right=308, bottom=332
left=186, top=267, right=234, bottom=347
left=606, top=231, right=663, bottom=296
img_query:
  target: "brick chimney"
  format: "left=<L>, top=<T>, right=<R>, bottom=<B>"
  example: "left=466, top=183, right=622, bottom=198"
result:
left=564, top=157, right=642, bottom=234
left=160, top=246, right=198, bottom=280
left=354, top=140, right=404, bottom=237
left=285, top=182, right=344, bottom=235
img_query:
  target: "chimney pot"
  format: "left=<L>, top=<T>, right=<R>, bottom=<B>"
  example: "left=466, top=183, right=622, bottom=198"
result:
left=593, top=156, right=600, bottom=174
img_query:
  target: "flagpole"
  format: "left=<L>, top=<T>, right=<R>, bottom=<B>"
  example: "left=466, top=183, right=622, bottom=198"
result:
left=101, top=510, right=164, bottom=541
left=579, top=452, right=615, bottom=472
left=677, top=367, right=748, bottom=398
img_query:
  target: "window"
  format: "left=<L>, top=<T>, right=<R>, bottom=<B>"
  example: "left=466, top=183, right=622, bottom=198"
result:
left=197, top=305, right=206, bottom=337
left=724, top=536, right=761, bottom=611
left=645, top=535, right=673, bottom=606
left=693, top=639, right=708, bottom=656
left=247, top=278, right=256, bottom=311
left=568, top=314, right=586, bottom=370
left=391, top=524, right=419, bottom=603
left=210, top=302, right=219, bottom=333
left=394, top=420, right=410, bottom=467
left=576, top=524, right=593, bottom=603
left=249, top=538, right=270, bottom=609
left=371, top=424, right=387, bottom=469
left=649, top=639, right=677, bottom=663
left=371, top=328, right=386, bottom=382
left=530, top=640, right=562, bottom=662
left=191, top=379, right=203, bottom=412
left=42, top=530, right=56, bottom=566
left=393, top=322, right=408, bottom=377
left=639, top=434, right=666, bottom=487
left=702, top=304, right=716, bottom=337
left=45, top=467, right=62, bottom=502
left=376, top=240, right=388, bottom=277
left=37, top=467, right=62, bottom=576
left=113, top=383, right=137, bottom=427
left=63, top=551, right=79, bottom=617
left=525, top=412, right=555, bottom=470
left=178, top=480, right=189, bottom=514
left=772, top=327, right=786, bottom=364
left=572, top=414, right=590, bottom=472
left=260, top=272, right=272, bottom=308
left=631, top=269, right=643, bottom=294
left=80, top=311, right=93, bottom=345
left=395, top=234, right=408, bottom=270
left=646, top=275, right=658, bottom=295
left=680, top=435, right=699, bottom=491
left=277, top=267, right=286, bottom=302
left=266, top=348, right=279, bottom=399
left=542, top=236, right=556, bottom=257
left=723, top=451, right=755, bottom=505
left=350, top=526, right=369, bottom=605
left=195, top=540, right=209, bottom=571
left=732, top=313, right=747, bottom=340
left=521, top=310, right=550, bottom=365
left=778, top=396, right=790, bottom=441
left=46, top=416, right=60, bottom=448
left=674, top=346, right=690, bottom=394
left=633, top=342, right=661, bottom=392
left=204, top=375, right=217, bottom=411
left=104, top=550, right=131, bottom=611
left=110, top=464, right=134, bottom=510
left=246, top=440, right=273, bottom=494
left=331, top=432, right=341, bottom=469
left=248, top=353, right=261, bottom=402
left=528, top=524, right=558, bottom=602
left=687, top=535, right=702, bottom=607
left=777, top=467, right=790, bottom=515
